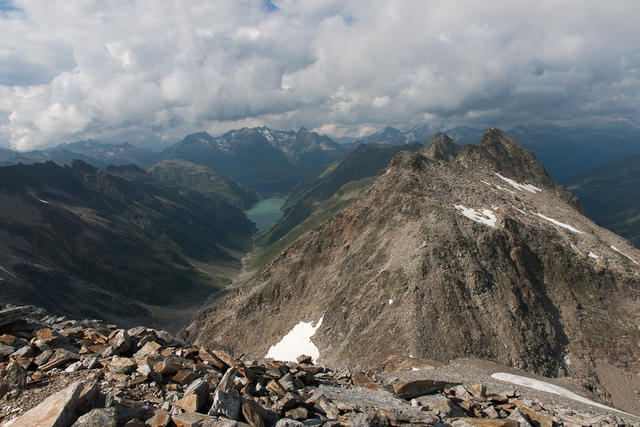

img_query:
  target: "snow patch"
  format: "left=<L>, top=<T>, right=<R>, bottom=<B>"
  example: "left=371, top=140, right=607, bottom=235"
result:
left=610, top=246, right=639, bottom=265
left=491, top=372, right=633, bottom=417
left=0, top=265, right=16, bottom=278
left=534, top=212, right=581, bottom=233
left=454, top=205, right=497, bottom=228
left=496, top=173, right=542, bottom=194
left=491, top=205, right=499, bottom=211
left=39, top=199, right=49, bottom=204
left=266, top=316, right=323, bottom=363
left=588, top=252, right=599, bottom=259
left=411, top=367, right=420, bottom=371
left=260, top=128, right=275, bottom=144
left=388, top=299, right=394, bottom=305
left=495, top=184, right=516, bottom=195
left=512, top=206, right=528, bottom=217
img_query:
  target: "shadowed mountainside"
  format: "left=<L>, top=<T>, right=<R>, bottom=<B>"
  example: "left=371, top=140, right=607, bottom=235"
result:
left=0, top=160, right=255, bottom=328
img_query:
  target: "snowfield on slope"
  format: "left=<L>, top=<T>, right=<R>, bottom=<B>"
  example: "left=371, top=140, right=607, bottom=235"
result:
left=496, top=173, right=542, bottom=193
left=610, top=245, right=639, bottom=265
left=491, top=372, right=635, bottom=418
left=266, top=316, right=323, bottom=363
left=534, top=212, right=581, bottom=233
left=454, top=205, right=497, bottom=227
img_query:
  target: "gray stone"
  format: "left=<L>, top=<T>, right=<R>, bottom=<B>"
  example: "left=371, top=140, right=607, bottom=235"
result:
left=82, top=355, right=100, bottom=369
left=209, top=389, right=241, bottom=420
left=275, top=420, right=305, bottom=427
left=65, top=361, right=84, bottom=372
left=72, top=408, right=117, bottom=427
left=0, top=343, right=16, bottom=357
left=109, top=357, right=137, bottom=374
left=415, top=394, right=465, bottom=419
left=110, top=329, right=131, bottom=355
left=392, top=379, right=454, bottom=399
left=506, top=408, right=533, bottom=427
left=34, top=349, right=53, bottom=366
left=10, top=345, right=34, bottom=358
left=186, top=377, right=209, bottom=397
left=346, top=412, right=391, bottom=426
left=4, top=381, right=84, bottom=427
left=218, top=367, right=238, bottom=392
left=311, top=386, right=432, bottom=425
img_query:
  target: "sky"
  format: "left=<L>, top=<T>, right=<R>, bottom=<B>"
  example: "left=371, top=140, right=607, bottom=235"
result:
left=0, top=0, right=639, bottom=151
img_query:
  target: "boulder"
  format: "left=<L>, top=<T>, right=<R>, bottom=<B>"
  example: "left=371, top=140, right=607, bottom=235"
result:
left=39, top=348, right=80, bottom=371
left=146, top=409, right=171, bottom=427
left=172, top=412, right=219, bottom=427
left=391, top=379, right=454, bottom=399
left=109, top=329, right=131, bottom=355
left=133, top=341, right=161, bottom=359
left=153, top=356, right=184, bottom=375
left=4, top=381, right=84, bottom=427
left=108, top=357, right=137, bottom=374
left=209, top=389, right=241, bottom=420
left=71, top=408, right=117, bottom=427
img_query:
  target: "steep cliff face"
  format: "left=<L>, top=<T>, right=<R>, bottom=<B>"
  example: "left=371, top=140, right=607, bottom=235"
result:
left=184, top=129, right=640, bottom=408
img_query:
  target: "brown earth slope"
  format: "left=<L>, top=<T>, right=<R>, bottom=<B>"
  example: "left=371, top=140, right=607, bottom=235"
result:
left=183, top=129, right=640, bottom=413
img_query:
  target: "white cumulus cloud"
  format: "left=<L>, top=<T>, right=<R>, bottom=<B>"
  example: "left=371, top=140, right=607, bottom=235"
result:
left=0, top=0, right=639, bottom=149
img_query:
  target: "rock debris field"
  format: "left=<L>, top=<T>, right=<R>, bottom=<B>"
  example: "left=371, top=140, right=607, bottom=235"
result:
left=0, top=305, right=638, bottom=426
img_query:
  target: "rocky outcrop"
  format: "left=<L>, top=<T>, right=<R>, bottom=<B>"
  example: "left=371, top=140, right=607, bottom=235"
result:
left=184, top=129, right=640, bottom=413
left=0, top=306, right=634, bottom=426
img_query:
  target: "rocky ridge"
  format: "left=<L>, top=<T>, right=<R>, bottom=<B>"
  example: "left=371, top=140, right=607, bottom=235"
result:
left=1, top=305, right=636, bottom=426
left=184, top=129, right=640, bottom=414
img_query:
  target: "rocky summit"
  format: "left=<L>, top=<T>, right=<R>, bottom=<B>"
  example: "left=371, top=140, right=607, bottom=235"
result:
left=1, top=305, right=638, bottom=426
left=184, top=129, right=640, bottom=415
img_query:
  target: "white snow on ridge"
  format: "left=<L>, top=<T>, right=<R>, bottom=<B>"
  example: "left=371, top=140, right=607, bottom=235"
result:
left=495, top=184, right=516, bottom=195
left=534, top=212, right=581, bottom=233
left=610, top=246, right=639, bottom=266
left=0, top=265, right=15, bottom=277
left=454, top=205, right=497, bottom=228
left=491, top=372, right=634, bottom=417
left=39, top=199, right=49, bottom=204
left=266, top=316, right=323, bottom=363
left=588, top=252, right=599, bottom=259
left=496, top=173, right=542, bottom=194
left=260, top=128, right=275, bottom=144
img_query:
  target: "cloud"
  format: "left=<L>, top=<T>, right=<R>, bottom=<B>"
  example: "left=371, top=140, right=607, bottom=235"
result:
left=1, top=0, right=639, bottom=149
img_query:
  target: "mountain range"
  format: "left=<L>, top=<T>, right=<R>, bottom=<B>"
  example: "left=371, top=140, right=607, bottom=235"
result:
left=354, top=123, right=640, bottom=185
left=184, top=129, right=640, bottom=414
left=0, top=160, right=255, bottom=329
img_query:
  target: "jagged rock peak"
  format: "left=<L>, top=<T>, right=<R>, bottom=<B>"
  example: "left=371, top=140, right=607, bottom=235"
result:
left=419, top=132, right=460, bottom=161
left=463, top=128, right=551, bottom=186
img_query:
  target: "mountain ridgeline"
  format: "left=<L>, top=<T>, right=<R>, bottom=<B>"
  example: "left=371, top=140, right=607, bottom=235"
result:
left=184, top=129, right=640, bottom=414
left=161, top=127, right=347, bottom=194
left=148, top=159, right=259, bottom=210
left=260, top=141, right=423, bottom=249
left=0, top=160, right=255, bottom=328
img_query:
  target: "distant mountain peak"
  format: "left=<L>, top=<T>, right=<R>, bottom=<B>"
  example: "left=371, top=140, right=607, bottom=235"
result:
left=419, top=132, right=460, bottom=161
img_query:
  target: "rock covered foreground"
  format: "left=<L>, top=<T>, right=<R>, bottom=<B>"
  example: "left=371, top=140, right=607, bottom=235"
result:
left=0, top=306, right=636, bottom=426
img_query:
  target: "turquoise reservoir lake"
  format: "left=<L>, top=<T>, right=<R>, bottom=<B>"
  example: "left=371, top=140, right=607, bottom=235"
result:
left=243, top=199, right=286, bottom=231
